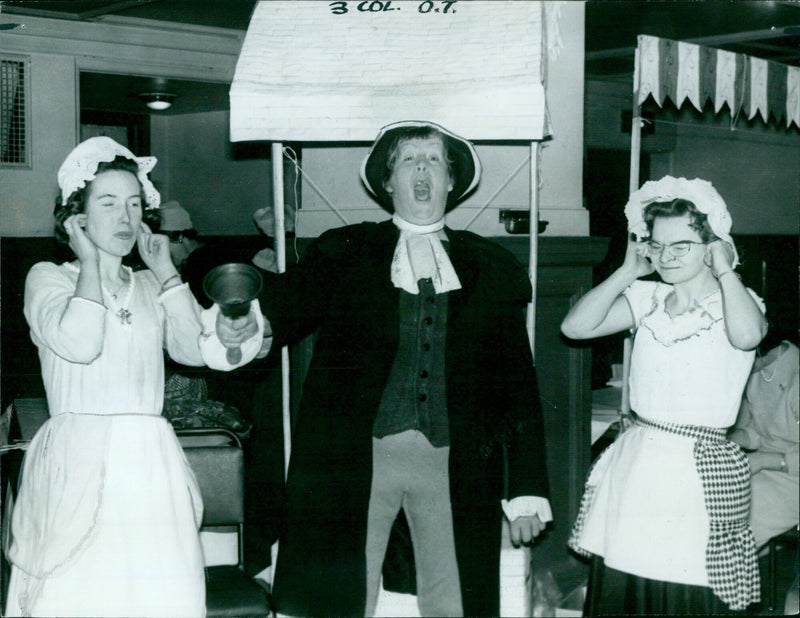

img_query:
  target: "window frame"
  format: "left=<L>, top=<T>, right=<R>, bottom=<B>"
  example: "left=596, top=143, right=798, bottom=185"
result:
left=1, top=53, right=32, bottom=168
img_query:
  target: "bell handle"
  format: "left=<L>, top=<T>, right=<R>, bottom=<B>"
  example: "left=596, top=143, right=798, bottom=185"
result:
left=226, top=346, right=242, bottom=365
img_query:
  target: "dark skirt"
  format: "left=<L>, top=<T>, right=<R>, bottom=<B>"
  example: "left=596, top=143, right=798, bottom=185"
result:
left=585, top=556, right=749, bottom=616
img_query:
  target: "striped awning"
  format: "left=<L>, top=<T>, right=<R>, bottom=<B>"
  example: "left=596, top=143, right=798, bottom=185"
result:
left=634, top=35, right=800, bottom=129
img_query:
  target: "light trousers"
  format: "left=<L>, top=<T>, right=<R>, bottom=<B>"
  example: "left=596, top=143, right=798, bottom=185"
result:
left=364, top=430, right=463, bottom=617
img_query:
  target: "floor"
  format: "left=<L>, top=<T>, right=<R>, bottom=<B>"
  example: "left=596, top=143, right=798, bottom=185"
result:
left=250, top=526, right=798, bottom=617
left=343, top=539, right=799, bottom=617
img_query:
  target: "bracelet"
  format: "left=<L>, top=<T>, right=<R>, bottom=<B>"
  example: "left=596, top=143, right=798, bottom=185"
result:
left=717, top=270, right=740, bottom=280
left=160, top=274, right=181, bottom=289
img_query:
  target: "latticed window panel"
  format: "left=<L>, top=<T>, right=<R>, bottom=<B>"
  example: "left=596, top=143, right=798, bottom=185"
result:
left=1, top=55, right=30, bottom=166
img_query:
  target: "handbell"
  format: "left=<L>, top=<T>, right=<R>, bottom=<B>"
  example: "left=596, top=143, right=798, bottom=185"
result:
left=203, top=263, right=263, bottom=364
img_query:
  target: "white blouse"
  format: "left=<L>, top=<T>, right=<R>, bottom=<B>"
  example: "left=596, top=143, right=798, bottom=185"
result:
left=624, top=280, right=764, bottom=428
left=24, top=261, right=255, bottom=416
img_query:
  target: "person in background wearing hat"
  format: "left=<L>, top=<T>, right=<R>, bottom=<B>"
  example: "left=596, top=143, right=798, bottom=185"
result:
left=159, top=200, right=199, bottom=266
left=4, top=137, right=262, bottom=617
left=158, top=200, right=286, bottom=575
left=251, top=205, right=294, bottom=274
left=562, top=177, right=768, bottom=615
left=256, top=121, right=551, bottom=617
left=158, top=200, right=247, bottom=308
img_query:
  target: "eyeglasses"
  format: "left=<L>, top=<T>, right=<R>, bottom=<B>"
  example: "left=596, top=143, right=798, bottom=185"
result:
left=646, top=240, right=705, bottom=258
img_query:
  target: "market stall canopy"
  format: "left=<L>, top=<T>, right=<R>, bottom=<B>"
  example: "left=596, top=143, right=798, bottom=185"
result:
left=229, top=0, right=550, bottom=142
left=634, top=34, right=800, bottom=129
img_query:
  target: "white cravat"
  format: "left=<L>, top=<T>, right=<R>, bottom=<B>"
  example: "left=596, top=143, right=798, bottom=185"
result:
left=391, top=214, right=462, bottom=295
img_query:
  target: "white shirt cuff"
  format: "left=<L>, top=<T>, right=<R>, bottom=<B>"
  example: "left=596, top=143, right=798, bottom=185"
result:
left=199, top=299, right=264, bottom=371
left=501, top=496, right=553, bottom=523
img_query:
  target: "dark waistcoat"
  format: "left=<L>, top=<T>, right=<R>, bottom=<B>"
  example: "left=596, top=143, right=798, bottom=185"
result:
left=373, top=277, right=450, bottom=446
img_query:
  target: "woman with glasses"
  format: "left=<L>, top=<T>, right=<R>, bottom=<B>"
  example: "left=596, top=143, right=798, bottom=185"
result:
left=561, top=176, right=767, bottom=615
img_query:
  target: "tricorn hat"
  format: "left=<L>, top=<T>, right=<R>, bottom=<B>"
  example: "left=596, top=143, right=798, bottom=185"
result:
left=360, top=120, right=481, bottom=212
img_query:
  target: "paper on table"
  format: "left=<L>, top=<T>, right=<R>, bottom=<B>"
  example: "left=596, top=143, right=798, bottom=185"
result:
left=591, top=420, right=616, bottom=444
left=591, top=387, right=622, bottom=444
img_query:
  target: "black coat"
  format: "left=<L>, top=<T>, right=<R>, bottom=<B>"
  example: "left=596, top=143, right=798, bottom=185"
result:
left=265, top=220, right=549, bottom=617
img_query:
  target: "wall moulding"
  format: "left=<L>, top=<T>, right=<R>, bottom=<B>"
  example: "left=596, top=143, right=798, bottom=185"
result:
left=0, top=14, right=243, bottom=82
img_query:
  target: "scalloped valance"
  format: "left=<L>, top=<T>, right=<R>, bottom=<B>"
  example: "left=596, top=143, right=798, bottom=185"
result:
left=635, top=35, right=800, bottom=128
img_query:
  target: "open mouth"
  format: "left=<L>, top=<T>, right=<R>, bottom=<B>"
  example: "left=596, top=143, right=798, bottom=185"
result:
left=115, top=231, right=133, bottom=240
left=414, top=180, right=431, bottom=201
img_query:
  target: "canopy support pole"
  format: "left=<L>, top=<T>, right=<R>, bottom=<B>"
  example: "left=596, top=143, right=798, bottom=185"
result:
left=271, top=143, right=292, bottom=480
left=264, top=143, right=292, bottom=586
left=527, top=141, right=540, bottom=365
left=622, top=104, right=643, bottom=417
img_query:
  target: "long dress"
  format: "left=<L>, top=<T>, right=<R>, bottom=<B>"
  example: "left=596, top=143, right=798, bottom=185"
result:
left=5, top=261, right=207, bottom=618
left=569, top=280, right=765, bottom=610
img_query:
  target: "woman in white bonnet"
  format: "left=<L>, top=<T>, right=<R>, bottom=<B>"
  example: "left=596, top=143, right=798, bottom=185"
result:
left=4, top=137, right=261, bottom=617
left=562, top=176, right=767, bottom=615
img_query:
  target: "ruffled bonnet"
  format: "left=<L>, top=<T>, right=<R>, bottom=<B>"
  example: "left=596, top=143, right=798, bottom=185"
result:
left=624, top=175, right=738, bottom=267
left=57, top=136, right=160, bottom=209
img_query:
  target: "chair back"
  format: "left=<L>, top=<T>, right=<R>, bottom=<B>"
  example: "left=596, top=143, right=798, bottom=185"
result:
left=178, top=429, right=245, bottom=566
left=177, top=428, right=271, bottom=617
left=185, top=447, right=243, bottom=527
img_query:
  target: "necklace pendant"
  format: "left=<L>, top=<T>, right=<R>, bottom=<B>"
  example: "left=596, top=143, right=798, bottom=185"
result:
left=116, top=308, right=132, bottom=325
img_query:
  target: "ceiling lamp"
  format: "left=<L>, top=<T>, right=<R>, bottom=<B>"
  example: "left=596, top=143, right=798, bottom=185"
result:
left=139, top=92, right=176, bottom=111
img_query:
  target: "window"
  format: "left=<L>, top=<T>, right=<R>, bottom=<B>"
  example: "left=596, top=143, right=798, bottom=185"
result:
left=1, top=55, right=30, bottom=166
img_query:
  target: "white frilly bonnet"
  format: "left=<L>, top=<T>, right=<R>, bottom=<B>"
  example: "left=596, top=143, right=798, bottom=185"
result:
left=57, top=136, right=160, bottom=209
left=624, top=175, right=739, bottom=267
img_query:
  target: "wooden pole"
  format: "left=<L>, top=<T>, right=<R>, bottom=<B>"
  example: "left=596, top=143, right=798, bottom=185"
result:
left=622, top=96, right=643, bottom=417
left=527, top=142, right=540, bottom=365
left=629, top=115, right=642, bottom=194
left=271, top=142, right=292, bottom=479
